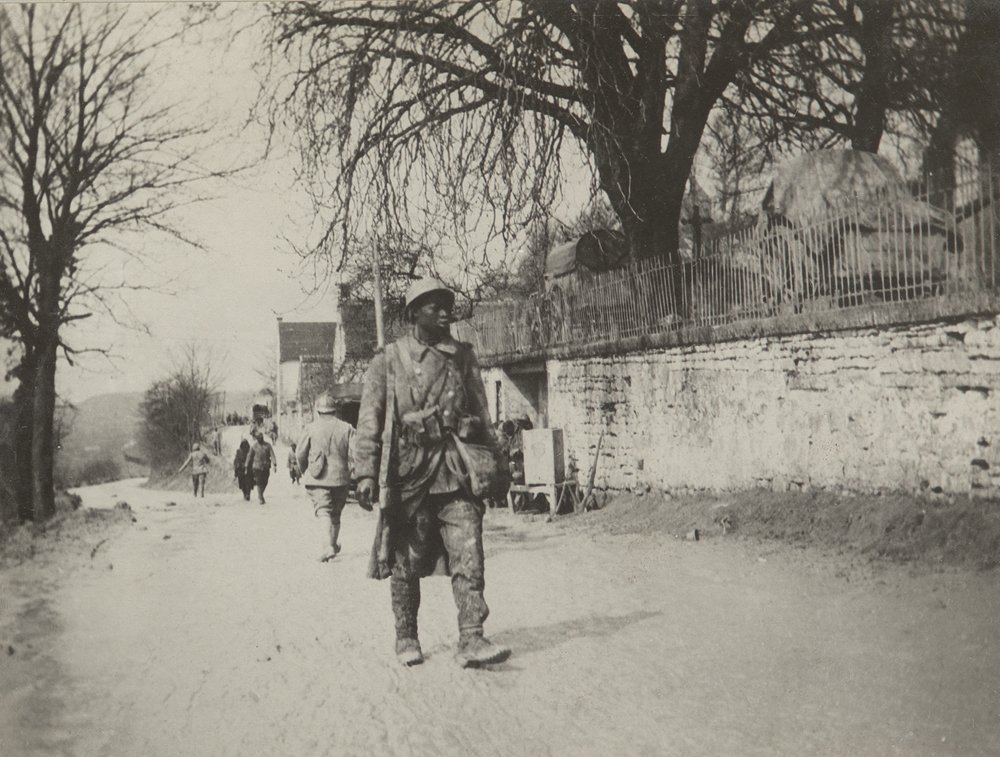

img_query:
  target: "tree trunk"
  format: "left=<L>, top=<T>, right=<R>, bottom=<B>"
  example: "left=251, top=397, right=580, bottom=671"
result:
left=922, top=0, right=1000, bottom=203
left=31, top=331, right=57, bottom=521
left=30, top=261, right=61, bottom=522
left=11, top=354, right=35, bottom=522
left=924, top=112, right=958, bottom=206
left=851, top=0, right=892, bottom=154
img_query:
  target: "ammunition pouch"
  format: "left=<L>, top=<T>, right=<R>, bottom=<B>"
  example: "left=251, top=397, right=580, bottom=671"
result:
left=401, top=406, right=443, bottom=448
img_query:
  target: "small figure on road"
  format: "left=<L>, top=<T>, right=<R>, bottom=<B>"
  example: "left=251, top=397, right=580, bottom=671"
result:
left=269, top=420, right=279, bottom=444
left=233, top=438, right=253, bottom=501
left=297, top=393, right=355, bottom=562
left=354, top=278, right=511, bottom=669
left=246, top=429, right=277, bottom=505
left=212, top=426, right=223, bottom=456
left=288, top=443, right=302, bottom=485
left=178, top=442, right=212, bottom=497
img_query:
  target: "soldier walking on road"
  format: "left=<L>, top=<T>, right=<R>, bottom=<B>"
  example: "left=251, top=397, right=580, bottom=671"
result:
left=178, top=442, right=212, bottom=497
left=297, top=393, right=355, bottom=562
left=245, top=429, right=277, bottom=504
left=233, top=438, right=253, bottom=501
left=288, top=443, right=302, bottom=485
left=354, top=278, right=511, bottom=668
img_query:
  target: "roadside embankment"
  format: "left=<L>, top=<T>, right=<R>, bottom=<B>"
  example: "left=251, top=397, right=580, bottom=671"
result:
left=580, top=487, right=1000, bottom=572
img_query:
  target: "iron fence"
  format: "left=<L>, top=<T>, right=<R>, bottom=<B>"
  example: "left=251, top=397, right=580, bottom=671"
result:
left=455, top=163, right=1000, bottom=362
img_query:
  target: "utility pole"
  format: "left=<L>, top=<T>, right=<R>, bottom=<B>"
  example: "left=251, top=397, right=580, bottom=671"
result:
left=372, top=255, right=386, bottom=349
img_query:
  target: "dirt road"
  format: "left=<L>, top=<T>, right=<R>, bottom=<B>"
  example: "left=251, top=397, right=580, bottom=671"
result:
left=2, top=456, right=999, bottom=756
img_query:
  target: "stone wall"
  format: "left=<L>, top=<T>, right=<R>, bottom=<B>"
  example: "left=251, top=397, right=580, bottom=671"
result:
left=481, top=366, right=547, bottom=431
left=536, top=316, right=1000, bottom=495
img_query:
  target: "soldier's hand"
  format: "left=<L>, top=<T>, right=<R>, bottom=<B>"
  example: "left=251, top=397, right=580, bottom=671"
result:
left=356, top=478, right=376, bottom=511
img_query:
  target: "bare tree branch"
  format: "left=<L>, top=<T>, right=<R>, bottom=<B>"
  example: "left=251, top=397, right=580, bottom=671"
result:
left=0, top=4, right=238, bottom=521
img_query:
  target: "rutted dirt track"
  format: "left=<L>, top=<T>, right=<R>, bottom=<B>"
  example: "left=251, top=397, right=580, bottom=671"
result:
left=2, top=459, right=1000, bottom=756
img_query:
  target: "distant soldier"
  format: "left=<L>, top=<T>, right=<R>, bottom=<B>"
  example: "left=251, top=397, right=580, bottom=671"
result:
left=288, top=443, right=302, bottom=485
left=233, top=438, right=253, bottom=501
left=178, top=442, right=212, bottom=497
left=354, top=278, right=510, bottom=668
left=245, top=429, right=277, bottom=505
left=297, top=393, right=355, bottom=562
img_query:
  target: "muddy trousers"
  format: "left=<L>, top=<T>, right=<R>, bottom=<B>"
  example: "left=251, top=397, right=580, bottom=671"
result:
left=390, top=495, right=489, bottom=641
left=191, top=473, right=206, bottom=497
left=252, top=469, right=270, bottom=502
left=308, top=486, right=348, bottom=553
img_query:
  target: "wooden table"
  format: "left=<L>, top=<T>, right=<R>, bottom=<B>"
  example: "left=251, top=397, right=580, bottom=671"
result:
left=508, top=482, right=580, bottom=516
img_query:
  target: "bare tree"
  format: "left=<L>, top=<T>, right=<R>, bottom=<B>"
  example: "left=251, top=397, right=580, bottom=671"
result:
left=0, top=5, right=224, bottom=520
left=252, top=341, right=277, bottom=396
left=263, top=0, right=961, bottom=305
left=140, top=345, right=224, bottom=476
left=703, top=105, right=771, bottom=226
left=729, top=0, right=961, bottom=161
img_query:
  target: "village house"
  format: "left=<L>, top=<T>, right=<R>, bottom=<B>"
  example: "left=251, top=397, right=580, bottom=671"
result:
left=273, top=296, right=382, bottom=441
left=274, top=318, right=338, bottom=442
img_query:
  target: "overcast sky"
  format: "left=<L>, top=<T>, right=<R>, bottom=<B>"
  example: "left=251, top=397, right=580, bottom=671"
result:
left=44, top=5, right=342, bottom=405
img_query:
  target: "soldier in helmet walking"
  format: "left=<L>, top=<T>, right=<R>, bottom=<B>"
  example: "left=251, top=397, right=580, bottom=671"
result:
left=245, top=428, right=277, bottom=504
left=297, top=392, right=355, bottom=562
left=178, top=442, right=212, bottom=497
left=354, top=278, right=511, bottom=668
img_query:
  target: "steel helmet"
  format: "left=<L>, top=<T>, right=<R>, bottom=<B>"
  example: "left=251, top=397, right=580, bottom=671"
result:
left=404, top=278, right=455, bottom=310
left=314, top=393, right=337, bottom=414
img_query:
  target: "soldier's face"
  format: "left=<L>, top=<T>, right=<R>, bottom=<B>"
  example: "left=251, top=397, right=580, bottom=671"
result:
left=412, top=293, right=453, bottom=335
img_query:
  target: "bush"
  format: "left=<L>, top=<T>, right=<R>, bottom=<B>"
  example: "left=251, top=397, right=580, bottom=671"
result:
left=55, top=490, right=83, bottom=512
left=75, top=459, right=122, bottom=487
left=140, top=348, right=220, bottom=474
left=55, top=457, right=122, bottom=488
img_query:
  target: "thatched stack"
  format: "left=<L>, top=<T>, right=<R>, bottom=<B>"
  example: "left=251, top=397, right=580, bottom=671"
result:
left=763, top=149, right=912, bottom=224
left=760, top=149, right=955, bottom=288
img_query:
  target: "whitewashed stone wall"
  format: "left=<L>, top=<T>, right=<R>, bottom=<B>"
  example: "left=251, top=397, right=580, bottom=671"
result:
left=542, top=317, right=1000, bottom=495
left=480, top=366, right=546, bottom=431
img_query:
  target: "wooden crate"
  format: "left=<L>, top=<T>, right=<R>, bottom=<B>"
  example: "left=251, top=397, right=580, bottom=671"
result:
left=522, top=429, right=565, bottom=485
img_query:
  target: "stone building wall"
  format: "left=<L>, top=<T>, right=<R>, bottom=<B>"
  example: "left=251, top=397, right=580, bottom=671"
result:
left=536, top=317, right=1000, bottom=495
left=481, top=366, right=547, bottom=430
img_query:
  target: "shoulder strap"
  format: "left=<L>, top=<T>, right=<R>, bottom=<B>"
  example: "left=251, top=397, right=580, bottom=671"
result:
left=396, top=340, right=417, bottom=386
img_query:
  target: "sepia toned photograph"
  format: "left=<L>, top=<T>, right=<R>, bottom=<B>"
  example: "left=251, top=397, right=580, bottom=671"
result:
left=0, top=1, right=998, bottom=755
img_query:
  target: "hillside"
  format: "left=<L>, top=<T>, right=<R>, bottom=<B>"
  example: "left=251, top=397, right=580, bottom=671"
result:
left=56, top=392, right=146, bottom=486
left=54, top=389, right=262, bottom=488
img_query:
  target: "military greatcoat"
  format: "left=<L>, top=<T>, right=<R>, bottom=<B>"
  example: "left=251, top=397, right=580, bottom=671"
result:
left=353, top=331, right=500, bottom=575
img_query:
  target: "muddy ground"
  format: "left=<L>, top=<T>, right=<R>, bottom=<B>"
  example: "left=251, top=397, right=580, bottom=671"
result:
left=1, top=441, right=999, bottom=756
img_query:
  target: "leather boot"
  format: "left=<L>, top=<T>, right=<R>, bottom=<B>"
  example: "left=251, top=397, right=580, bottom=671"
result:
left=455, top=630, right=510, bottom=668
left=391, top=578, right=423, bottom=666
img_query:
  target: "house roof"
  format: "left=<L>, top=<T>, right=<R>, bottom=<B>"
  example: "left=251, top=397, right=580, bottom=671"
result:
left=278, top=321, right=337, bottom=363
